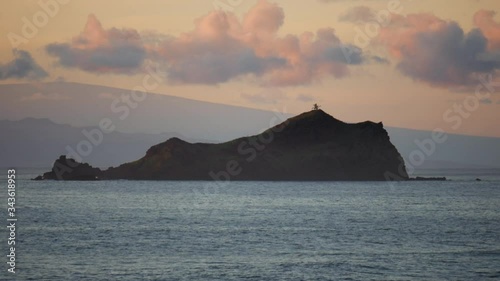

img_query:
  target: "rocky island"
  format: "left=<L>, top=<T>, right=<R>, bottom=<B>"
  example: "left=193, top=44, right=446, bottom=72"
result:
left=35, top=110, right=411, bottom=181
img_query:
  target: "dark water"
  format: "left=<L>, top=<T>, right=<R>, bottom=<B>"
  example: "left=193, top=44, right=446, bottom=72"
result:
left=1, top=169, right=500, bottom=280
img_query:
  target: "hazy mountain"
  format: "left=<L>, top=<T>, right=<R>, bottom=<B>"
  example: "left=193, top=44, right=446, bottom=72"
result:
left=386, top=127, right=500, bottom=171
left=0, top=118, right=201, bottom=168
left=0, top=82, right=290, bottom=141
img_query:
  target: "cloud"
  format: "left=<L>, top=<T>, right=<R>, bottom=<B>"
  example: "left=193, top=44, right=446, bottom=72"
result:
left=473, top=10, right=500, bottom=50
left=153, top=10, right=285, bottom=84
left=0, top=49, right=48, bottom=80
left=153, top=0, right=365, bottom=86
left=339, top=6, right=375, bottom=23
left=256, top=27, right=364, bottom=86
left=46, top=1, right=367, bottom=86
left=46, top=14, right=146, bottom=74
left=377, top=13, right=500, bottom=88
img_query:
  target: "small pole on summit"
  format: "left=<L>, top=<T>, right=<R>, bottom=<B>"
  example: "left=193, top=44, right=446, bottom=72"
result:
left=312, top=103, right=320, bottom=110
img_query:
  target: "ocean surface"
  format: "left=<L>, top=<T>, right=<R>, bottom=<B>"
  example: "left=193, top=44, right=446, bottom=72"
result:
left=1, top=168, right=499, bottom=281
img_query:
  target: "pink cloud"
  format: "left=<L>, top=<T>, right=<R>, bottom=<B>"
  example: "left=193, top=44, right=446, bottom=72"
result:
left=243, top=0, right=284, bottom=36
left=46, top=1, right=367, bottom=86
left=376, top=13, right=500, bottom=88
left=46, top=14, right=146, bottom=74
left=474, top=10, right=500, bottom=50
left=152, top=10, right=281, bottom=84
left=255, top=27, right=361, bottom=86
left=152, top=0, right=365, bottom=86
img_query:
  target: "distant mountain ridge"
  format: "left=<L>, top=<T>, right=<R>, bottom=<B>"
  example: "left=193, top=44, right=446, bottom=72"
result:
left=0, top=118, right=200, bottom=168
left=37, top=110, right=409, bottom=181
left=0, top=82, right=291, bottom=141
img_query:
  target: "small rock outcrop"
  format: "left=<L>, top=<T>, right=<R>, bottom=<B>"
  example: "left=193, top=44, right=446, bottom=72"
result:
left=37, top=156, right=101, bottom=180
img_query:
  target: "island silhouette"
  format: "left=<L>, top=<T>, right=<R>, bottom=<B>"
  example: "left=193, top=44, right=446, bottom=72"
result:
left=35, top=110, right=422, bottom=181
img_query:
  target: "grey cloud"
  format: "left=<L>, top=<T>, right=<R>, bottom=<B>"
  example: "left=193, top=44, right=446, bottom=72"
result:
left=0, top=49, right=48, bottom=80
left=45, top=14, right=147, bottom=74
left=396, top=23, right=500, bottom=86
left=46, top=43, right=146, bottom=75
left=165, top=48, right=286, bottom=85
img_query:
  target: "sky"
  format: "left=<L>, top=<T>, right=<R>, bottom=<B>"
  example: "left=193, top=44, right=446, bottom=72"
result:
left=1, top=0, right=500, bottom=137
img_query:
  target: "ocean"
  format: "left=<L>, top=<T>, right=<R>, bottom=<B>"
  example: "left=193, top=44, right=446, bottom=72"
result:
left=1, top=168, right=499, bottom=280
